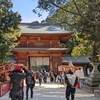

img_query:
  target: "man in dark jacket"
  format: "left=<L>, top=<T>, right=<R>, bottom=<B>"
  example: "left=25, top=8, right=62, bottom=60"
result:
left=9, top=65, right=27, bottom=100
left=65, top=69, right=78, bottom=100
left=24, top=70, right=35, bottom=100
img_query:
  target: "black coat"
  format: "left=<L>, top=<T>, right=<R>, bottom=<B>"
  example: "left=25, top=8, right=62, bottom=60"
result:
left=9, top=70, right=25, bottom=90
left=23, top=68, right=35, bottom=87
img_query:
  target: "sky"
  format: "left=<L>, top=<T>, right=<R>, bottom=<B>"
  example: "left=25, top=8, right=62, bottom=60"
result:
left=11, top=0, right=49, bottom=23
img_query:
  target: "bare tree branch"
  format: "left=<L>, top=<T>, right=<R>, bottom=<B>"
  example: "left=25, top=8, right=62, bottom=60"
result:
left=73, top=0, right=81, bottom=14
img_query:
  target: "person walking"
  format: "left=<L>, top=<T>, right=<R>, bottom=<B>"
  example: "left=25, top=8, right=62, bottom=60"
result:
left=65, top=69, right=78, bottom=100
left=43, top=70, right=47, bottom=83
left=54, top=72, right=57, bottom=82
left=9, top=65, right=26, bottom=100
left=50, top=71, right=54, bottom=82
left=25, top=70, right=35, bottom=100
left=38, top=72, right=43, bottom=86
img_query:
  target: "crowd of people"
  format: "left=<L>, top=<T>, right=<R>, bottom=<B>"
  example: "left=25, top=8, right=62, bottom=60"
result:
left=32, top=69, right=65, bottom=84
left=8, top=64, right=80, bottom=100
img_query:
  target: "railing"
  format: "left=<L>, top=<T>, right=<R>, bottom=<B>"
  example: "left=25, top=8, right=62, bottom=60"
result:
left=0, top=63, right=14, bottom=96
left=0, top=63, right=12, bottom=74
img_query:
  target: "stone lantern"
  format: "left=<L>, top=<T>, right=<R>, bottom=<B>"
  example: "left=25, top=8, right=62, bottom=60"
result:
left=84, top=62, right=100, bottom=93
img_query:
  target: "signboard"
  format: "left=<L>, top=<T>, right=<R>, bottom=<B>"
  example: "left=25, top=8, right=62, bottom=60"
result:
left=58, top=65, right=82, bottom=72
left=58, top=65, right=74, bottom=72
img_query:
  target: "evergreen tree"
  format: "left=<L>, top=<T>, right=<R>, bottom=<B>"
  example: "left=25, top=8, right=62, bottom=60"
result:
left=0, top=0, right=21, bottom=64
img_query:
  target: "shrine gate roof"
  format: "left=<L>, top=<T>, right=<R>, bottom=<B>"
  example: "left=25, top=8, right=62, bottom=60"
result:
left=12, top=48, right=69, bottom=51
left=20, top=23, right=73, bottom=34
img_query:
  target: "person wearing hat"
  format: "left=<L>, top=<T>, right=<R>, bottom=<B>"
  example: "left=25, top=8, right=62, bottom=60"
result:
left=9, top=65, right=28, bottom=100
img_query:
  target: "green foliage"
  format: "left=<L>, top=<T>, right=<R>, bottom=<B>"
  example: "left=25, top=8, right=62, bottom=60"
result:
left=36, top=0, right=100, bottom=62
left=31, top=21, right=39, bottom=24
left=0, top=0, right=21, bottom=64
left=71, top=33, right=93, bottom=57
left=72, top=42, right=92, bottom=57
left=64, top=37, right=75, bottom=53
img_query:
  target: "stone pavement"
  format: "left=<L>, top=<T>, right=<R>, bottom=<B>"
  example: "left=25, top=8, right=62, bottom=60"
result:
left=0, top=81, right=99, bottom=100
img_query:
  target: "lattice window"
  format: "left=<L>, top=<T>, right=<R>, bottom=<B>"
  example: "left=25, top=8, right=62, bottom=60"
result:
left=30, top=57, right=49, bottom=66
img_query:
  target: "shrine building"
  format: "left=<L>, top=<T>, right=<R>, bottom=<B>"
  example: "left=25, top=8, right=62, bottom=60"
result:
left=11, top=23, right=73, bottom=71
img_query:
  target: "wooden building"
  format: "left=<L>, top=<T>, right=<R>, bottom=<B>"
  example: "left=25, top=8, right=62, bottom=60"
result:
left=11, top=23, right=73, bottom=71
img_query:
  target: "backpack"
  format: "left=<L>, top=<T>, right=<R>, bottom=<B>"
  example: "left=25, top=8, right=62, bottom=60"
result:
left=26, top=75, right=35, bottom=85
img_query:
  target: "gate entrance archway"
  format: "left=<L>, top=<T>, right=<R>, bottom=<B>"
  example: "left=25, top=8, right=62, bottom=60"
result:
left=30, top=57, right=49, bottom=71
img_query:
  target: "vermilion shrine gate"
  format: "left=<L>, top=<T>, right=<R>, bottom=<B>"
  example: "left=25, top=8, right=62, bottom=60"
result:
left=11, top=23, right=73, bottom=71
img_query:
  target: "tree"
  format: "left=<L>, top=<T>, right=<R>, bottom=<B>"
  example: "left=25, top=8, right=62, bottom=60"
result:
left=35, top=0, right=100, bottom=62
left=71, top=33, right=92, bottom=57
left=31, top=21, right=39, bottom=24
left=0, top=0, right=21, bottom=64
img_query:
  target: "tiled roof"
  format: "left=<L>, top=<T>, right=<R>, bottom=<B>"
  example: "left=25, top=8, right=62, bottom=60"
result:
left=20, top=23, right=73, bottom=34
left=62, top=56, right=91, bottom=64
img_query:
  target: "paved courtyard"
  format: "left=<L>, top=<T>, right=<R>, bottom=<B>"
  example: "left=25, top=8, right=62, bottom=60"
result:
left=0, top=81, right=99, bottom=100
